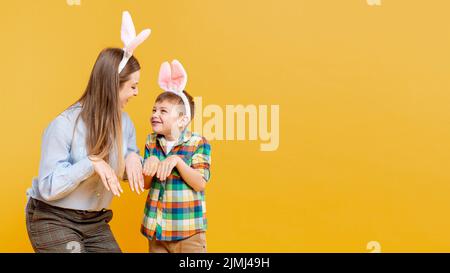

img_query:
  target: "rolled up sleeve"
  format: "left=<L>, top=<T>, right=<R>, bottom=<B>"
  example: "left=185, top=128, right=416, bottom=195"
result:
left=191, top=137, right=211, bottom=182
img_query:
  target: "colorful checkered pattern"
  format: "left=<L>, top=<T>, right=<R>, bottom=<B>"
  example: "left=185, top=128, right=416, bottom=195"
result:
left=141, top=130, right=211, bottom=241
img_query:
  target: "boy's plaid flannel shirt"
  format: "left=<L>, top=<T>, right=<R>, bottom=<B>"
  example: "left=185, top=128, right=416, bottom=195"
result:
left=141, top=129, right=211, bottom=241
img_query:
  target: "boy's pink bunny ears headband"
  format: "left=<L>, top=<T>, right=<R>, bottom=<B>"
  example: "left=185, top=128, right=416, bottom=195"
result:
left=118, top=11, right=151, bottom=74
left=158, top=60, right=191, bottom=121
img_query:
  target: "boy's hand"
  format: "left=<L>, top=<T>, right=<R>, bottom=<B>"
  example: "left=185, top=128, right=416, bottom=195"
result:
left=156, top=155, right=181, bottom=181
left=143, top=156, right=160, bottom=177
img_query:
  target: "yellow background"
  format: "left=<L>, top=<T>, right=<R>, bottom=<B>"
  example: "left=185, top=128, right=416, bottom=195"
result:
left=2, top=0, right=450, bottom=252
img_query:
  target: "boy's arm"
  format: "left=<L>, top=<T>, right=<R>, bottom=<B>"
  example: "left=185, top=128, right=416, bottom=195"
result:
left=174, top=158, right=206, bottom=192
left=174, top=137, right=211, bottom=192
left=156, top=137, right=211, bottom=191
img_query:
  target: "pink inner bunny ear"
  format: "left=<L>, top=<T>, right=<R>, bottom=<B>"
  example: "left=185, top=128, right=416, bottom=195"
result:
left=158, top=62, right=172, bottom=91
left=170, top=60, right=188, bottom=92
left=121, top=11, right=137, bottom=47
left=126, top=29, right=151, bottom=54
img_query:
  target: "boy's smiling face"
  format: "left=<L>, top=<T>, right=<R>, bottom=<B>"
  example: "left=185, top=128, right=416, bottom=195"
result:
left=151, top=99, right=187, bottom=138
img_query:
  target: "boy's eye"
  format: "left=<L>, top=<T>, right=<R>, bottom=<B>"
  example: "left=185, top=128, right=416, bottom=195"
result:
left=152, top=109, right=156, bottom=113
left=162, top=110, right=167, bottom=113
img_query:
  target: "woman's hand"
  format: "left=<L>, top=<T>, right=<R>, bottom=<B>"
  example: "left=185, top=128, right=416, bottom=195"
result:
left=89, top=156, right=123, bottom=197
left=125, top=152, right=144, bottom=194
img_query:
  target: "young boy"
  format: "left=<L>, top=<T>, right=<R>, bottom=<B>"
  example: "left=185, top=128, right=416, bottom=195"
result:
left=141, top=88, right=211, bottom=253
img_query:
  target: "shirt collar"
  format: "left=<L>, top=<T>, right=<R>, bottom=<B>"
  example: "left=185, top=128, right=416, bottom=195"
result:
left=156, top=128, right=192, bottom=149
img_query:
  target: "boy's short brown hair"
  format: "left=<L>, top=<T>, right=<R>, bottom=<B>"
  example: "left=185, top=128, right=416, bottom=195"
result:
left=155, top=90, right=195, bottom=119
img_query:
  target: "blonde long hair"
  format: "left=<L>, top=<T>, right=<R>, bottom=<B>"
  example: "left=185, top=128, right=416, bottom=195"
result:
left=76, top=48, right=140, bottom=178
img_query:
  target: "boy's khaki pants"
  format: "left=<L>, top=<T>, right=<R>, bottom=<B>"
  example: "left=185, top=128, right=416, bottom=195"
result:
left=148, top=232, right=207, bottom=253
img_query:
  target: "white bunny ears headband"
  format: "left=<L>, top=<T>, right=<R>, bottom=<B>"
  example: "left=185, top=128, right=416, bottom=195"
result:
left=117, top=12, right=190, bottom=120
left=118, top=11, right=151, bottom=73
left=158, top=60, right=191, bottom=121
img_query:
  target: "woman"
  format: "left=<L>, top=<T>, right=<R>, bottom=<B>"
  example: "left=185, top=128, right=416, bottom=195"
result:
left=26, top=12, right=150, bottom=253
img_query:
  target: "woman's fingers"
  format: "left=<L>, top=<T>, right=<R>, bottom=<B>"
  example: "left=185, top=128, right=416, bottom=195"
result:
left=133, top=173, right=141, bottom=195
left=129, top=170, right=135, bottom=192
left=113, top=179, right=121, bottom=196
left=100, top=172, right=111, bottom=192
left=94, top=160, right=123, bottom=197
left=116, top=172, right=123, bottom=194
left=135, top=181, right=141, bottom=194
left=93, top=161, right=110, bottom=192
left=135, top=165, right=142, bottom=193
left=108, top=178, right=118, bottom=196
left=133, top=163, right=142, bottom=194
left=108, top=180, right=116, bottom=196
left=135, top=161, right=144, bottom=192
left=118, top=183, right=123, bottom=195
left=138, top=171, right=144, bottom=192
left=134, top=169, right=142, bottom=194
left=132, top=170, right=138, bottom=193
left=109, top=169, right=121, bottom=197
left=106, top=169, right=116, bottom=196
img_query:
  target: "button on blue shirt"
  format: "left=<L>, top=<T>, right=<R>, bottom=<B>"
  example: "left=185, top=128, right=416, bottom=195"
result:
left=27, top=102, right=141, bottom=211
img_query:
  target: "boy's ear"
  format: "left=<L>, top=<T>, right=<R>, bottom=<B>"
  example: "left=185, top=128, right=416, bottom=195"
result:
left=178, top=114, right=190, bottom=128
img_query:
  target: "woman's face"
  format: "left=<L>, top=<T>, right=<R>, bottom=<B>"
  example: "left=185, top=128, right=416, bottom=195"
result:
left=119, top=70, right=140, bottom=110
